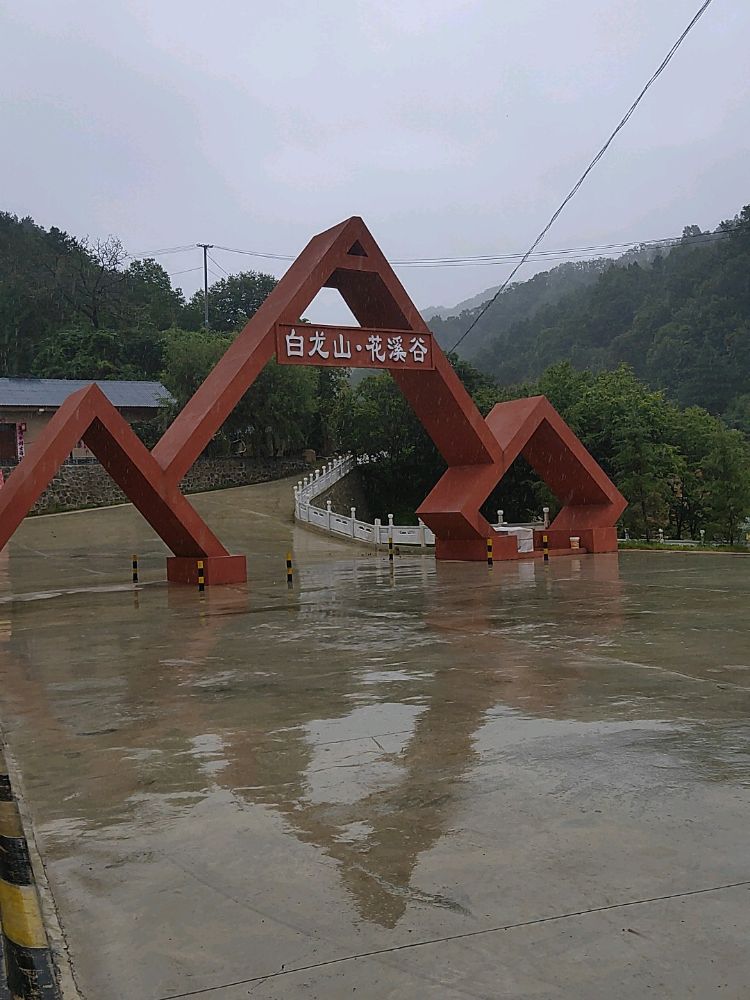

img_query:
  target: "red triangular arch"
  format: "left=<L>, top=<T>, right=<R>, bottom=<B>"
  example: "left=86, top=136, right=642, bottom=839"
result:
left=0, top=218, right=626, bottom=580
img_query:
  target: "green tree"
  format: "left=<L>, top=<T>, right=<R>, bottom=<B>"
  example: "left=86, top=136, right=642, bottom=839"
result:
left=702, top=430, right=750, bottom=543
left=0, top=213, right=75, bottom=374
left=161, top=328, right=319, bottom=458
left=182, top=271, right=277, bottom=332
left=312, top=367, right=349, bottom=455
left=125, top=258, right=184, bottom=330
left=454, top=203, right=750, bottom=423
left=32, top=325, right=127, bottom=379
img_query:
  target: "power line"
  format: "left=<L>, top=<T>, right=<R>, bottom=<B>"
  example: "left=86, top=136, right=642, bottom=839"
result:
left=214, top=244, right=295, bottom=262
left=447, top=0, right=715, bottom=354
left=126, top=244, right=195, bottom=260
left=395, top=230, right=738, bottom=267
left=210, top=225, right=735, bottom=270
left=206, top=251, right=231, bottom=277
left=134, top=215, right=741, bottom=279
left=390, top=229, right=736, bottom=265
left=167, top=266, right=203, bottom=277
left=164, top=224, right=741, bottom=288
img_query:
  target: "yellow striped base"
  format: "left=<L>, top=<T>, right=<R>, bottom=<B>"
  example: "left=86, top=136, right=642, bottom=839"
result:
left=0, top=880, right=46, bottom=950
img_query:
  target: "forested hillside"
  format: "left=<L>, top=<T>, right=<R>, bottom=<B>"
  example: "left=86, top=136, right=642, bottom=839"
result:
left=0, top=212, right=277, bottom=378
left=334, top=359, right=750, bottom=544
left=428, top=258, right=611, bottom=356
left=1, top=208, right=748, bottom=541
left=435, top=207, right=750, bottom=432
left=0, top=211, right=329, bottom=458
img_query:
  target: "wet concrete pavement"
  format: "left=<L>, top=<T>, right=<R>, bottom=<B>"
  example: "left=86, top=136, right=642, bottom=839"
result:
left=0, top=477, right=749, bottom=998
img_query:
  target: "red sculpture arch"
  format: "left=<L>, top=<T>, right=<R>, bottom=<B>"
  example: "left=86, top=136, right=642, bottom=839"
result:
left=0, top=218, right=625, bottom=583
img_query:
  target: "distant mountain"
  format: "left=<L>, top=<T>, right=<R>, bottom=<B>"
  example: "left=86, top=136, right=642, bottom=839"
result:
left=421, top=286, right=501, bottom=321
left=426, top=258, right=616, bottom=359
left=440, top=209, right=750, bottom=431
left=425, top=243, right=676, bottom=360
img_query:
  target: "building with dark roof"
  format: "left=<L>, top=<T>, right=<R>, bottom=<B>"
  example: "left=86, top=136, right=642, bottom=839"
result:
left=0, top=378, right=171, bottom=463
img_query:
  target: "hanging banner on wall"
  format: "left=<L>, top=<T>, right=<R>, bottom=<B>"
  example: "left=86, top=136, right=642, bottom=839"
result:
left=275, top=323, right=435, bottom=370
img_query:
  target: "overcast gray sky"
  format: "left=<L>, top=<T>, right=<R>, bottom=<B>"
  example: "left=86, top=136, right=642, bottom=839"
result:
left=1, top=0, right=748, bottom=321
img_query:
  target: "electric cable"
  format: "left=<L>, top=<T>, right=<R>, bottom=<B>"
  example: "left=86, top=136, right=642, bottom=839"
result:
left=206, top=251, right=231, bottom=277
left=447, top=0, right=714, bottom=353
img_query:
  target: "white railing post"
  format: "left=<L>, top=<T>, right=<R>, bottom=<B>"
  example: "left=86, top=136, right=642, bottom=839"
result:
left=295, top=453, right=448, bottom=551
left=497, top=509, right=504, bottom=526
left=542, top=506, right=550, bottom=529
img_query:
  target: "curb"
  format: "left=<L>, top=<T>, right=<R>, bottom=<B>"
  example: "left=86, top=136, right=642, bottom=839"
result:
left=0, top=750, right=59, bottom=999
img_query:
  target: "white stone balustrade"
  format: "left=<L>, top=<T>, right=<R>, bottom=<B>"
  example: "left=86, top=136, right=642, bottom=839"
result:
left=293, top=454, right=517, bottom=550
left=293, top=454, right=436, bottom=547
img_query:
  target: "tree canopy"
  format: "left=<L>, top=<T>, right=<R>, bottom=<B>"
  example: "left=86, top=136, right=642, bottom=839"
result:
left=336, top=359, right=750, bottom=543
left=431, top=207, right=750, bottom=432
left=0, top=206, right=748, bottom=536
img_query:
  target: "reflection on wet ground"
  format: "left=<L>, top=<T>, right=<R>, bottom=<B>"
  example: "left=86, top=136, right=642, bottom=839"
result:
left=0, top=479, right=749, bottom=998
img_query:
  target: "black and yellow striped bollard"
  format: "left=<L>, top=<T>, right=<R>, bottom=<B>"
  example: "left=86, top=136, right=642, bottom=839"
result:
left=0, top=750, right=58, bottom=995
left=286, top=551, right=294, bottom=588
left=197, top=559, right=205, bottom=593
left=486, top=536, right=493, bottom=567
left=132, top=553, right=139, bottom=584
left=542, top=533, right=549, bottom=563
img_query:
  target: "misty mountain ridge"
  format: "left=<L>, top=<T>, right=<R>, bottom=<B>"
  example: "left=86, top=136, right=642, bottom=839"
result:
left=425, top=242, right=671, bottom=359
left=421, top=285, right=501, bottom=321
left=432, top=209, right=750, bottom=432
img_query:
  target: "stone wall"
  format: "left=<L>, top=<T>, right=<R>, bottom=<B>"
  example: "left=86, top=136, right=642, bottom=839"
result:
left=0, top=457, right=308, bottom=515
left=318, top=468, right=373, bottom=523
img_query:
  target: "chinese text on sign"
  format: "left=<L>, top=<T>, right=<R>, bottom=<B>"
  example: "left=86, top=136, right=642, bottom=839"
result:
left=275, top=324, right=435, bottom=370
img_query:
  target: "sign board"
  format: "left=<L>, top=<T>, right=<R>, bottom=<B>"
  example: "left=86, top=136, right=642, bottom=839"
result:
left=275, top=323, right=435, bottom=370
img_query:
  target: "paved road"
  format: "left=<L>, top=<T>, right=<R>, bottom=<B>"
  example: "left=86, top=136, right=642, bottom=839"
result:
left=0, top=477, right=748, bottom=998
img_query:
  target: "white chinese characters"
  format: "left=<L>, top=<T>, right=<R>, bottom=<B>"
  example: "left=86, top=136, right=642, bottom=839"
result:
left=366, top=334, right=385, bottom=363
left=333, top=333, right=351, bottom=359
left=387, top=336, right=407, bottom=362
left=281, top=328, right=430, bottom=367
left=409, top=337, right=428, bottom=363
left=285, top=328, right=305, bottom=357
left=308, top=330, right=329, bottom=359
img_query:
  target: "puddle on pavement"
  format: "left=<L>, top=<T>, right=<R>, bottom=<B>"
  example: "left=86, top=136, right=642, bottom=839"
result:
left=1, top=495, right=750, bottom=951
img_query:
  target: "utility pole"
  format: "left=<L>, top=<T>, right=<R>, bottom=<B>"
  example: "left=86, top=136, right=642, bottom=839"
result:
left=196, top=243, right=213, bottom=329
